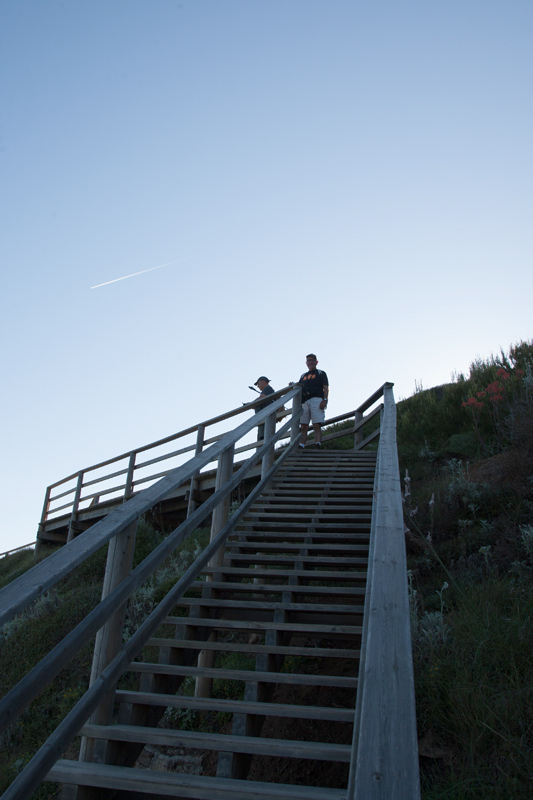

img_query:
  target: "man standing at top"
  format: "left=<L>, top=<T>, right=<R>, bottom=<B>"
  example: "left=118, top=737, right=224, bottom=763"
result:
left=298, top=354, right=329, bottom=448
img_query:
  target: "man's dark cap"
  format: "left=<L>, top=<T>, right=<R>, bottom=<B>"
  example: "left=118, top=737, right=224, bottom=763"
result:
left=254, top=376, right=270, bottom=385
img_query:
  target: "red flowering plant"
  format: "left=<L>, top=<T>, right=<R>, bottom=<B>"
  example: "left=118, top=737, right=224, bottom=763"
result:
left=461, top=365, right=524, bottom=452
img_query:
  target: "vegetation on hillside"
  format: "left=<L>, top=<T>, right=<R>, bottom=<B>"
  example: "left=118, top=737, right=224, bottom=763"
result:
left=0, top=339, right=532, bottom=798
left=395, top=340, right=533, bottom=799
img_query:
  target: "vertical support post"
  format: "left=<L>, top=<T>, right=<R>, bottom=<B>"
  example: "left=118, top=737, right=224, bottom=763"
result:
left=261, top=411, right=276, bottom=479
left=124, top=452, right=136, bottom=501
left=67, top=471, right=84, bottom=543
left=208, top=444, right=235, bottom=567
left=78, top=520, right=138, bottom=765
left=354, top=410, right=363, bottom=450
left=195, top=444, right=234, bottom=699
left=290, top=389, right=301, bottom=443
left=36, top=485, right=52, bottom=555
left=187, top=425, right=205, bottom=517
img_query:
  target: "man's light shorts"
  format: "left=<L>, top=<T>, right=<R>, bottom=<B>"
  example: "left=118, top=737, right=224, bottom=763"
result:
left=301, top=397, right=325, bottom=425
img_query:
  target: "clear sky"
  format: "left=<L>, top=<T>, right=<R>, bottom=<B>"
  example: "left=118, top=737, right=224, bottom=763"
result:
left=1, top=0, right=532, bottom=553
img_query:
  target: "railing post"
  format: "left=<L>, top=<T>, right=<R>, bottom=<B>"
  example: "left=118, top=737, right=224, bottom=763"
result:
left=208, top=444, right=234, bottom=570
left=124, top=452, right=136, bottom=501
left=261, top=411, right=276, bottom=479
left=78, top=520, right=138, bottom=767
left=67, top=471, right=85, bottom=543
left=36, top=485, right=52, bottom=556
left=354, top=410, right=363, bottom=450
left=187, top=425, right=205, bottom=517
left=290, top=388, right=301, bottom=443
left=195, top=443, right=234, bottom=699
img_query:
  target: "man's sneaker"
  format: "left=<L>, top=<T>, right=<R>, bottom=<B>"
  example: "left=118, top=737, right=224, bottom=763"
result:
left=315, top=442, right=322, bottom=448
left=299, top=443, right=305, bottom=449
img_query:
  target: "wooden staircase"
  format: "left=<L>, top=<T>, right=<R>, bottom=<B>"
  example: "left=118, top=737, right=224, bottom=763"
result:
left=49, top=447, right=377, bottom=799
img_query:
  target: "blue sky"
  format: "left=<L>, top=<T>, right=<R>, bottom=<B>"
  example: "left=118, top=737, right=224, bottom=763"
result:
left=1, top=0, right=531, bottom=553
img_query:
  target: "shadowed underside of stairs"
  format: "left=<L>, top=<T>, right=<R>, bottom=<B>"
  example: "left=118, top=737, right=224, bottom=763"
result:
left=51, top=448, right=376, bottom=799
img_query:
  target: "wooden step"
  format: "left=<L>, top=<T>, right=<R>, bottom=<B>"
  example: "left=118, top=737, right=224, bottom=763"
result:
left=202, top=566, right=368, bottom=582
left=115, top=690, right=355, bottom=722
left=47, top=761, right=346, bottom=800
left=228, top=540, right=368, bottom=554
left=163, top=616, right=363, bottom=636
left=80, top=723, right=353, bottom=761
left=171, top=597, right=363, bottom=617
left=130, top=662, right=358, bottom=688
left=188, top=580, right=366, bottom=597
left=233, top=523, right=371, bottom=532
left=223, top=554, right=368, bottom=567
left=145, top=638, right=359, bottom=659
left=228, top=531, right=370, bottom=543
left=251, top=502, right=372, bottom=510
left=240, top=515, right=371, bottom=524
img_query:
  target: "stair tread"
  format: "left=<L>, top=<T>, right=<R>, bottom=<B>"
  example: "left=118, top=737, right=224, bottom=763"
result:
left=227, top=543, right=369, bottom=552
left=130, top=662, right=358, bottom=687
left=80, top=723, right=352, bottom=760
left=202, top=566, right=367, bottom=580
left=146, top=638, right=359, bottom=658
left=189, top=580, right=365, bottom=595
left=174, top=598, right=360, bottom=613
left=115, top=690, right=355, bottom=721
left=48, top=760, right=346, bottom=799
left=163, top=616, right=363, bottom=632
left=224, top=554, right=368, bottom=565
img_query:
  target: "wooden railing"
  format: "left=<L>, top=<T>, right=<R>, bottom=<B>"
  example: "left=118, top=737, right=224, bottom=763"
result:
left=38, top=385, right=296, bottom=540
left=348, top=383, right=421, bottom=799
left=0, top=382, right=419, bottom=799
left=0, top=543, right=34, bottom=559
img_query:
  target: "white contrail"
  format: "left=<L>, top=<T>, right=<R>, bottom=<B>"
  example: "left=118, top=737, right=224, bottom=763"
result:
left=90, top=258, right=186, bottom=289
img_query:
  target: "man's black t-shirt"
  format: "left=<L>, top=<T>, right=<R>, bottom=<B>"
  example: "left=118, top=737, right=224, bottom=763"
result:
left=299, top=369, right=328, bottom=401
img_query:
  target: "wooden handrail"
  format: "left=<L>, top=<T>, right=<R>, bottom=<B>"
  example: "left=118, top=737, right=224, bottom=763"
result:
left=40, top=385, right=296, bottom=529
left=348, top=382, right=421, bottom=799
left=0, top=543, right=35, bottom=559
left=4, top=390, right=299, bottom=629
left=0, top=414, right=299, bottom=741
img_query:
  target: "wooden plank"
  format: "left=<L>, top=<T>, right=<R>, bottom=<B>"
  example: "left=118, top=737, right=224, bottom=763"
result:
left=201, top=566, right=368, bottom=581
left=47, top=761, right=346, bottom=800
left=187, top=580, right=366, bottom=596
left=173, top=598, right=362, bottom=614
left=250, top=503, right=373, bottom=511
left=115, top=690, right=355, bottom=721
left=80, top=723, right=353, bottom=761
left=163, top=616, right=363, bottom=634
left=145, top=638, right=359, bottom=659
left=233, top=522, right=371, bottom=531
left=229, top=531, right=370, bottom=541
left=240, top=512, right=372, bottom=521
left=223, top=554, right=368, bottom=566
left=130, top=662, right=358, bottom=687
left=226, top=543, right=369, bottom=553
left=261, top=488, right=373, bottom=496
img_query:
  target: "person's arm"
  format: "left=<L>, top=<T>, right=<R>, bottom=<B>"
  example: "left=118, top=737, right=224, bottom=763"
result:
left=319, top=378, right=329, bottom=410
